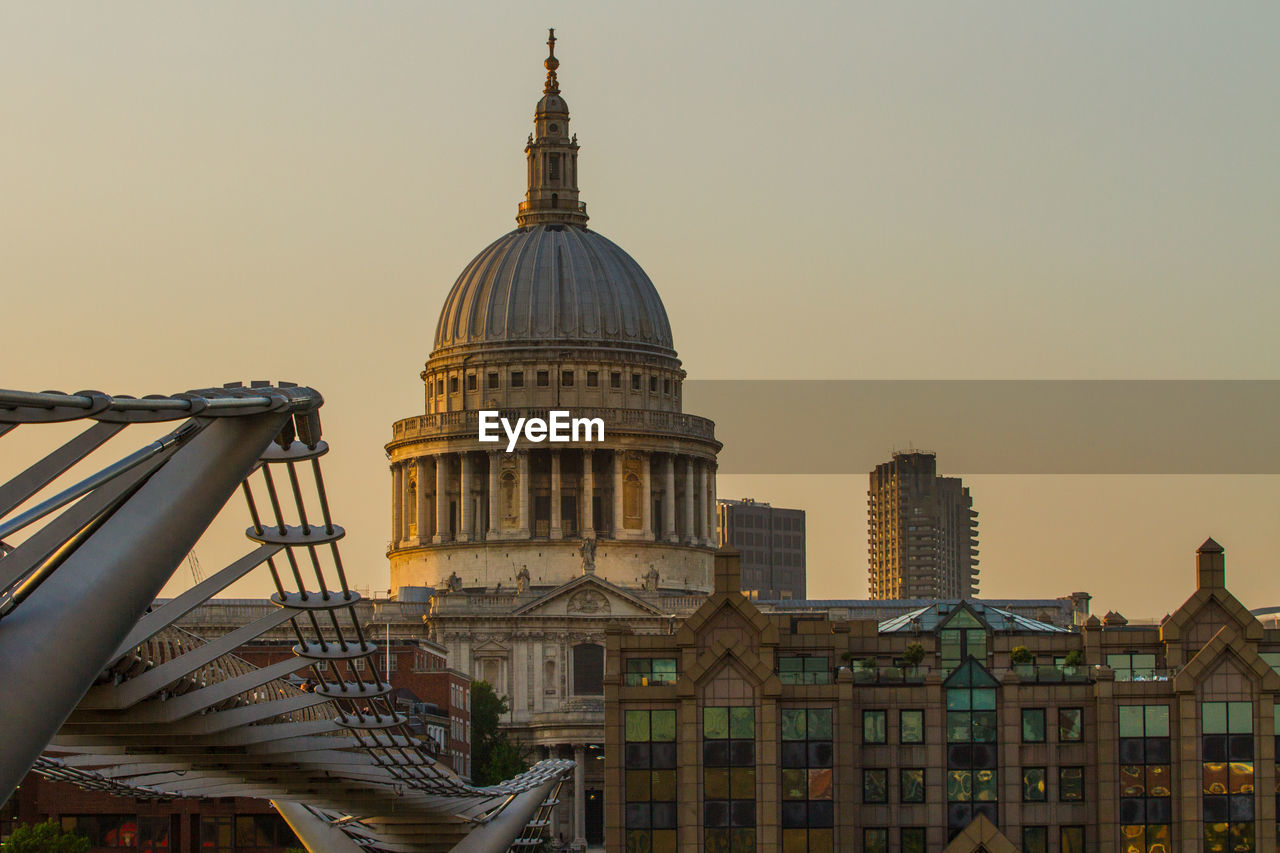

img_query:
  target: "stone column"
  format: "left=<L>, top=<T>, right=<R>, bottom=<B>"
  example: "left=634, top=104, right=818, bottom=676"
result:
left=458, top=453, right=473, bottom=542
left=391, top=462, right=403, bottom=547
left=684, top=456, right=695, bottom=545
left=517, top=450, right=530, bottom=538
left=415, top=457, right=430, bottom=545
left=663, top=454, right=677, bottom=542
left=612, top=450, right=624, bottom=536
left=697, top=460, right=709, bottom=545
left=550, top=450, right=562, bottom=539
left=640, top=451, right=652, bottom=539
left=581, top=450, right=595, bottom=537
left=434, top=454, right=450, bottom=543
left=708, top=462, right=718, bottom=547
left=487, top=451, right=500, bottom=538
left=573, top=744, right=587, bottom=850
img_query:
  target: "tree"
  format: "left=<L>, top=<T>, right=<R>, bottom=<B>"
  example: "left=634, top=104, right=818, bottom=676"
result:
left=471, top=680, right=530, bottom=785
left=2, top=821, right=90, bottom=853
left=1010, top=645, right=1034, bottom=666
left=1063, top=649, right=1085, bottom=668
left=902, top=642, right=926, bottom=671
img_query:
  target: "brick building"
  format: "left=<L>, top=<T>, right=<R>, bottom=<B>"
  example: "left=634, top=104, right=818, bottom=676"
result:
left=606, top=539, right=1277, bottom=853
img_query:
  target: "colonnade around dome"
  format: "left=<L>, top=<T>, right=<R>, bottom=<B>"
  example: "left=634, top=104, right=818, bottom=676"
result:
left=387, top=445, right=718, bottom=593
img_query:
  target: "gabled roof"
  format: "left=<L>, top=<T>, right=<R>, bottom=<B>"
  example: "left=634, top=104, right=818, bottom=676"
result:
left=879, top=601, right=1071, bottom=634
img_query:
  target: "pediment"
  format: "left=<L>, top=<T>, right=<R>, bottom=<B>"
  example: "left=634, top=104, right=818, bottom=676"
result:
left=472, top=638, right=510, bottom=654
left=510, top=574, right=663, bottom=618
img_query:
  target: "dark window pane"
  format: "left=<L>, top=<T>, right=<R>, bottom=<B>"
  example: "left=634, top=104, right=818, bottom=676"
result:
left=703, top=800, right=730, bottom=828
left=1059, top=707, right=1083, bottom=741
left=703, top=741, right=729, bottom=767
left=1146, top=737, right=1171, bottom=764
left=625, top=803, right=650, bottom=829
left=808, top=742, right=833, bottom=767
left=1022, top=708, right=1046, bottom=742
left=780, top=742, right=807, bottom=768
left=807, top=801, right=834, bottom=828
left=863, top=710, right=887, bottom=744
left=650, top=802, right=677, bottom=829
left=625, top=743, right=650, bottom=768
left=728, top=741, right=754, bottom=766
left=1118, top=797, right=1146, bottom=824
left=1119, top=737, right=1146, bottom=764
left=1228, top=734, right=1254, bottom=761
left=729, top=800, right=755, bottom=828
left=650, top=743, right=677, bottom=769
left=864, top=769, right=888, bottom=803
left=780, top=802, right=807, bottom=829
left=1022, top=827, right=1048, bottom=853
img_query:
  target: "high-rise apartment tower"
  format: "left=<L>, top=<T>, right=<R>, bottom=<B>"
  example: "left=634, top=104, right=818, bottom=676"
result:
left=868, top=451, right=978, bottom=599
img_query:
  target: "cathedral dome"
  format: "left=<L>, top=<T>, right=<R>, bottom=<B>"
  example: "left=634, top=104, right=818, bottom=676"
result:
left=432, top=224, right=675, bottom=356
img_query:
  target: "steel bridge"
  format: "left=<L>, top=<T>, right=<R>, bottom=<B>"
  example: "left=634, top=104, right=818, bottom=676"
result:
left=0, top=384, right=570, bottom=853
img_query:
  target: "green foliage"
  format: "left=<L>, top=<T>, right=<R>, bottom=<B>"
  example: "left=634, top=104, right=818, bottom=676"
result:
left=471, top=680, right=531, bottom=786
left=902, top=642, right=926, bottom=668
left=2, top=821, right=90, bottom=853
left=1010, top=645, right=1034, bottom=666
left=1063, top=649, right=1085, bottom=667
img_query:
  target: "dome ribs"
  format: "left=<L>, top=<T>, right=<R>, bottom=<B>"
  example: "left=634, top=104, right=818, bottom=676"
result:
left=427, top=225, right=677, bottom=358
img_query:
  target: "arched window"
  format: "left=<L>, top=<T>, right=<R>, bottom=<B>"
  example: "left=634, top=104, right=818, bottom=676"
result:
left=573, top=643, right=604, bottom=696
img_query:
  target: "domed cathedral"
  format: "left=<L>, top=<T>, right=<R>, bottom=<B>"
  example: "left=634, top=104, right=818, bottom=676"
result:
left=387, top=29, right=721, bottom=597
left=385, top=32, right=720, bottom=848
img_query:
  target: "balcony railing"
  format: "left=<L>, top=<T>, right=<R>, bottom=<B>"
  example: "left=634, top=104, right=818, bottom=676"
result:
left=1013, top=664, right=1093, bottom=684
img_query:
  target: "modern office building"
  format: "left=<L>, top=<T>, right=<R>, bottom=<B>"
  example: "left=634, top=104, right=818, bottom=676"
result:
left=606, top=538, right=1277, bottom=853
left=717, top=498, right=807, bottom=600
left=868, top=451, right=980, bottom=600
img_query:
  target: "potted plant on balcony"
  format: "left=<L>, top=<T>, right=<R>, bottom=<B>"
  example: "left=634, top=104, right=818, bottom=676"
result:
left=1010, top=645, right=1034, bottom=678
left=1062, top=648, right=1085, bottom=677
left=902, top=642, right=926, bottom=679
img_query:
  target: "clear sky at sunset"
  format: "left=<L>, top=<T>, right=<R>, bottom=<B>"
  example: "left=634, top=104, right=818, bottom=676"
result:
left=3, top=3, right=1277, bottom=619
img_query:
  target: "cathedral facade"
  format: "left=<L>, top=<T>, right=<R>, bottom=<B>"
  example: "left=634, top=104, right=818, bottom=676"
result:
left=385, top=32, right=720, bottom=848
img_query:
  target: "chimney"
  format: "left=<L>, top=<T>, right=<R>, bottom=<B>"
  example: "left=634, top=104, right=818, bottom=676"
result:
left=714, top=547, right=742, bottom=595
left=1197, top=538, right=1225, bottom=590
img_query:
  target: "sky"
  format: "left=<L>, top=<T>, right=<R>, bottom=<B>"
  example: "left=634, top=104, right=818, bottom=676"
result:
left=2, top=3, right=1277, bottom=619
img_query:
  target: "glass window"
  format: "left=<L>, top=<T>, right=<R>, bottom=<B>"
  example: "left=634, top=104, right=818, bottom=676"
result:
left=1201, top=701, right=1253, bottom=851
left=900, top=709, right=924, bottom=744
left=1022, top=767, right=1047, bottom=802
left=901, top=768, right=925, bottom=803
left=1061, top=826, right=1085, bottom=853
left=626, top=709, right=677, bottom=853
left=649, top=376, right=658, bottom=393
left=536, top=370, right=550, bottom=387
left=561, top=370, right=574, bottom=387
left=610, top=371, right=621, bottom=389
left=466, top=373, right=476, bottom=391
left=1060, top=707, right=1084, bottom=741
left=572, top=643, right=604, bottom=695
left=486, top=372, right=499, bottom=389
left=1023, top=827, right=1048, bottom=853
left=624, top=658, right=677, bottom=686
left=864, top=829, right=888, bottom=853
left=510, top=371, right=524, bottom=388
left=779, top=655, right=830, bottom=685
left=1022, top=708, right=1047, bottom=742
left=200, top=817, right=233, bottom=853
left=780, top=708, right=833, bottom=850
left=863, top=709, right=887, bottom=743
left=703, top=706, right=755, bottom=853
left=586, top=370, right=598, bottom=387
left=863, top=768, right=888, bottom=803
left=902, top=828, right=925, bottom=853
left=631, top=373, right=642, bottom=391
left=1060, top=766, right=1085, bottom=801
left=449, top=377, right=458, bottom=393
